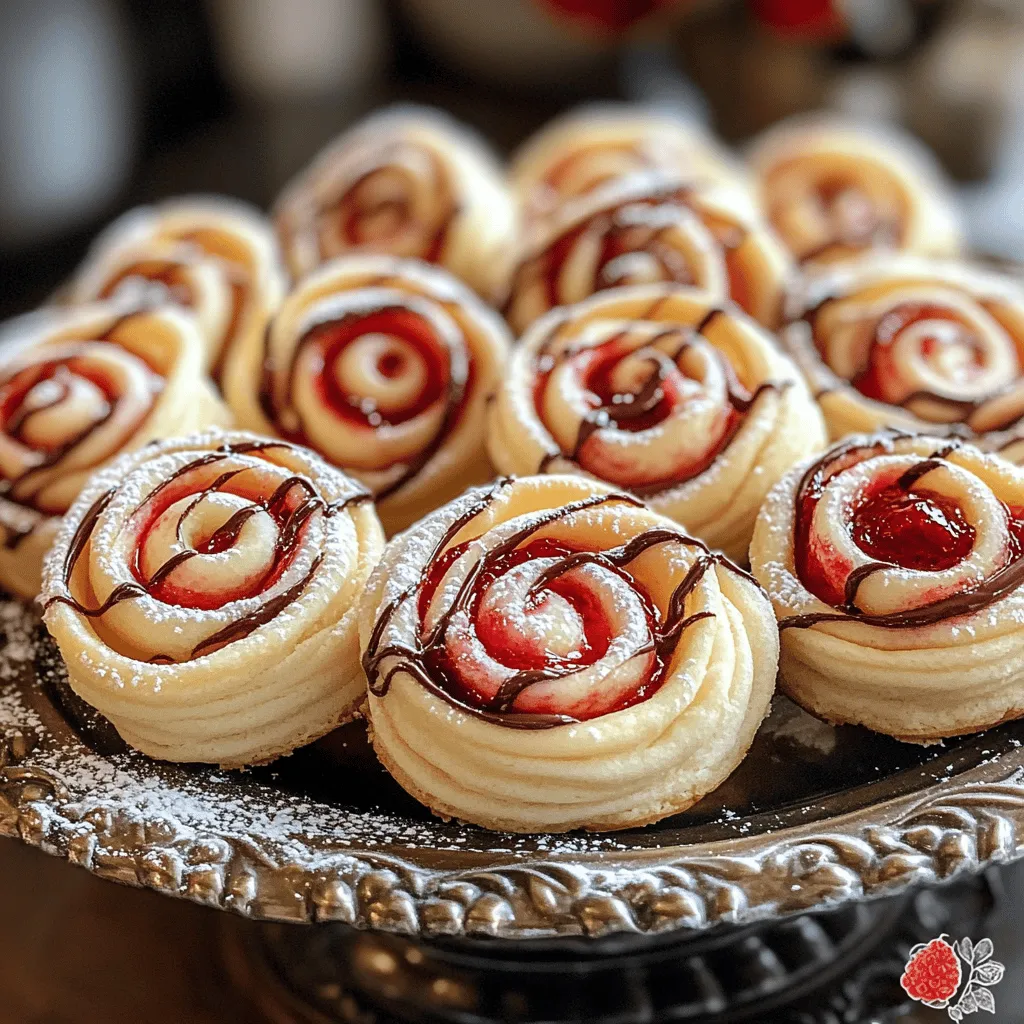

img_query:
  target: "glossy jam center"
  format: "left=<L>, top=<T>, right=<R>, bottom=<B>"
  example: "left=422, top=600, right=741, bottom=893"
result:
left=0, top=359, right=116, bottom=446
left=851, top=485, right=975, bottom=572
left=376, top=351, right=405, bottom=379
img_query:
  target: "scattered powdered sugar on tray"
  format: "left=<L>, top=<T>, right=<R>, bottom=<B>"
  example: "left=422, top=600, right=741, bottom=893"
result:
left=4, top=595, right=1023, bottom=871
left=1, top=599, right=637, bottom=858
left=762, top=698, right=838, bottom=757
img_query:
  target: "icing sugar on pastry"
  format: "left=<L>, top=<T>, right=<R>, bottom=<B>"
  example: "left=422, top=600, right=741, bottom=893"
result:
left=752, top=432, right=1024, bottom=742
left=359, top=474, right=778, bottom=832
left=41, top=429, right=384, bottom=766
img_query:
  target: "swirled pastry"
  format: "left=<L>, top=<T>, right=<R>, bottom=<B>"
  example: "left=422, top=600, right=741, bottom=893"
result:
left=226, top=255, right=511, bottom=534
left=751, top=432, right=1024, bottom=742
left=505, top=171, right=792, bottom=333
left=68, top=196, right=287, bottom=380
left=0, top=305, right=230, bottom=600
left=510, top=105, right=752, bottom=226
left=41, top=430, right=384, bottom=766
left=779, top=256, right=1024, bottom=449
left=488, top=286, right=827, bottom=562
left=359, top=474, right=778, bottom=832
left=749, top=116, right=962, bottom=266
left=274, top=106, right=517, bottom=301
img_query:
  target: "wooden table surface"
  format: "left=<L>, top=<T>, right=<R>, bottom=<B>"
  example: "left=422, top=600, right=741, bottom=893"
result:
left=0, top=837, right=264, bottom=1024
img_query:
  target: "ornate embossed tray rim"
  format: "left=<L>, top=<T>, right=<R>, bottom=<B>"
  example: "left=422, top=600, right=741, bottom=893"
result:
left=3, top=600, right=1024, bottom=942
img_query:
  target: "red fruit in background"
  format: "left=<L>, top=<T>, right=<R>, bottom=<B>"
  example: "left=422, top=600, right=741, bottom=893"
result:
left=900, top=937, right=962, bottom=1008
left=748, top=0, right=846, bottom=40
left=534, top=0, right=678, bottom=33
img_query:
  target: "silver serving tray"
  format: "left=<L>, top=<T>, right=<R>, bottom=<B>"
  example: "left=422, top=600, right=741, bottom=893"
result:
left=2, top=599, right=1024, bottom=940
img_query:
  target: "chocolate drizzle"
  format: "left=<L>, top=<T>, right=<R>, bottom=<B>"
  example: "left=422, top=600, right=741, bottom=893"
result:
left=284, top=138, right=459, bottom=269
left=772, top=174, right=904, bottom=266
left=43, top=438, right=371, bottom=661
left=0, top=312, right=160, bottom=548
left=798, top=288, right=1024, bottom=434
left=780, top=433, right=1024, bottom=631
left=362, top=482, right=752, bottom=730
left=259, top=282, right=471, bottom=502
left=534, top=302, right=788, bottom=492
left=509, top=179, right=759, bottom=320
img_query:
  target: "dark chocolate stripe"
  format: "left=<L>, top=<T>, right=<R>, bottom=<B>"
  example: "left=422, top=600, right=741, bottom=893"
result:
left=782, top=432, right=1021, bottom=631
left=534, top=307, right=785, bottom=490
left=44, top=440, right=370, bottom=662
left=363, top=485, right=757, bottom=729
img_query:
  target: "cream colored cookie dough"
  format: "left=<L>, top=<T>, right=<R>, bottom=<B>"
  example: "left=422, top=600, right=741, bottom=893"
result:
left=489, top=285, right=826, bottom=562
left=359, top=474, right=778, bottom=832
left=42, top=429, right=384, bottom=766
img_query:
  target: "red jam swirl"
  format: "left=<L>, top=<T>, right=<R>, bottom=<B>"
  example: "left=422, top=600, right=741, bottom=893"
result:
left=308, top=308, right=449, bottom=428
left=1, top=359, right=115, bottom=448
left=363, top=485, right=750, bottom=727
left=851, top=485, right=975, bottom=573
left=44, top=440, right=370, bottom=659
left=321, top=146, right=454, bottom=264
left=0, top=322, right=161, bottom=527
left=132, top=471, right=320, bottom=612
left=538, top=197, right=697, bottom=304
left=420, top=537, right=646, bottom=719
left=784, top=436, right=1024, bottom=629
left=516, top=184, right=758, bottom=318
left=534, top=307, right=777, bottom=492
left=261, top=300, right=470, bottom=498
left=848, top=303, right=989, bottom=405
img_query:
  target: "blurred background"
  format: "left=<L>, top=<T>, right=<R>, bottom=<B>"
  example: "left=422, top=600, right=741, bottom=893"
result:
left=3, top=0, right=1024, bottom=321
left=3, top=1, right=1024, bottom=1020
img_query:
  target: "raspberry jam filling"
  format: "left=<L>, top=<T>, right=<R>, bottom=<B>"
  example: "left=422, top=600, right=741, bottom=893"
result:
left=1, top=359, right=118, bottom=445
left=851, top=486, right=975, bottom=572
left=784, top=440, right=1024, bottom=630
left=533, top=326, right=760, bottom=491
left=416, top=537, right=667, bottom=720
left=131, top=472, right=318, bottom=611
left=798, top=469, right=980, bottom=607
left=334, top=153, right=451, bottom=263
left=795, top=456, right=1024, bottom=609
left=262, top=300, right=473, bottom=499
left=540, top=198, right=696, bottom=303
left=309, top=308, right=448, bottom=428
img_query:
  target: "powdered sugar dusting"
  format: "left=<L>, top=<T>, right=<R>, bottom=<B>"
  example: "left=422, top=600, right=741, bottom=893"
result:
left=3, top=593, right=1023, bottom=875
left=1, top=598, right=640, bottom=857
